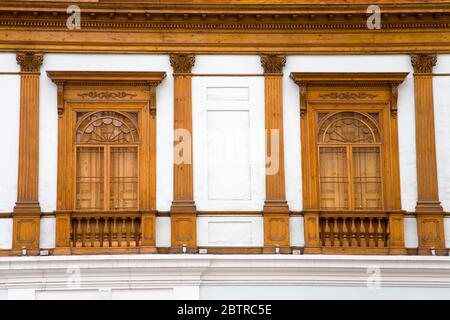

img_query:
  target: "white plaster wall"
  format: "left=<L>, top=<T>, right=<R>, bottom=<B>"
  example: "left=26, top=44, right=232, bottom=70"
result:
left=39, top=54, right=174, bottom=212
left=0, top=73, right=20, bottom=213
left=445, top=217, right=450, bottom=249
left=290, top=216, right=304, bottom=247
left=404, top=216, right=419, bottom=249
left=197, top=216, right=264, bottom=247
left=156, top=217, right=171, bottom=247
left=0, top=218, right=13, bottom=249
left=284, top=55, right=416, bottom=212
left=200, top=285, right=450, bottom=300
left=433, top=55, right=450, bottom=212
left=40, top=217, right=56, bottom=249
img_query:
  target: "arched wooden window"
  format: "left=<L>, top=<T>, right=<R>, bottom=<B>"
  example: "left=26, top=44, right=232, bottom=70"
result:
left=75, top=111, right=140, bottom=211
left=48, top=71, right=166, bottom=255
left=317, top=112, right=382, bottom=210
left=291, top=72, right=408, bottom=255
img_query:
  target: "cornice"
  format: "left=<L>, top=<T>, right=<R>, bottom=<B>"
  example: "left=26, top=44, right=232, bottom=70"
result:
left=47, top=71, right=167, bottom=86
left=2, top=2, right=450, bottom=53
left=290, top=72, right=409, bottom=87
left=1, top=255, right=450, bottom=290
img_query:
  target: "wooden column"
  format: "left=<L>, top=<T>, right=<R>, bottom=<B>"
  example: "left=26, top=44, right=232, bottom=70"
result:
left=12, top=52, right=43, bottom=255
left=169, top=54, right=197, bottom=253
left=260, top=54, right=290, bottom=253
left=411, top=54, right=446, bottom=255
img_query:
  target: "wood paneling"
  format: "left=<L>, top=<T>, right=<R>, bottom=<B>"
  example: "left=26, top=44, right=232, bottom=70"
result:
left=169, top=54, right=197, bottom=253
left=47, top=71, right=166, bottom=255
left=261, top=54, right=290, bottom=253
left=411, top=54, right=446, bottom=255
left=291, top=72, right=408, bottom=255
left=12, top=52, right=43, bottom=254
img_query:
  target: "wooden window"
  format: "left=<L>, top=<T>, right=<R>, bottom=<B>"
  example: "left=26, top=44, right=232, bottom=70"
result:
left=291, top=72, right=408, bottom=255
left=75, top=111, right=140, bottom=211
left=48, top=71, right=165, bottom=255
left=318, top=112, right=382, bottom=210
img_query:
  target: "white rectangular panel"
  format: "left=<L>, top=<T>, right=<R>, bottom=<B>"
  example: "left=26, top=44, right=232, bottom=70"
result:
left=207, top=110, right=251, bottom=200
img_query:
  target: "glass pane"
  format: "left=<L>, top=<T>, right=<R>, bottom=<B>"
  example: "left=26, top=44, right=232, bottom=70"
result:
left=110, top=147, right=138, bottom=210
left=319, top=147, right=349, bottom=209
left=352, top=147, right=382, bottom=209
left=76, top=147, right=104, bottom=210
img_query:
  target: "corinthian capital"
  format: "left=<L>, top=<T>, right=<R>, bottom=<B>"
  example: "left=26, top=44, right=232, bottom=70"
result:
left=16, top=52, right=44, bottom=73
left=170, top=54, right=196, bottom=74
left=260, top=54, right=286, bottom=74
left=411, top=53, right=437, bottom=74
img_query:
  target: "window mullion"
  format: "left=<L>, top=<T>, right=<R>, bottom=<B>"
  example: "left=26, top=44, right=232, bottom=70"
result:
left=105, top=145, right=110, bottom=211
left=347, top=145, right=354, bottom=210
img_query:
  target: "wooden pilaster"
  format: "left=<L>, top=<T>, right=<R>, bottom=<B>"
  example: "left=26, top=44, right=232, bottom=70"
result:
left=12, top=52, right=43, bottom=255
left=169, top=54, right=197, bottom=253
left=411, top=53, right=446, bottom=255
left=260, top=54, right=291, bottom=253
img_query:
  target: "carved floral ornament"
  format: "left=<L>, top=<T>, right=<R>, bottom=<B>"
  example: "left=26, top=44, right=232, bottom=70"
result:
left=16, top=52, right=44, bottom=73
left=260, top=54, right=286, bottom=74
left=411, top=53, right=437, bottom=74
left=77, top=92, right=138, bottom=99
left=170, top=54, right=196, bottom=74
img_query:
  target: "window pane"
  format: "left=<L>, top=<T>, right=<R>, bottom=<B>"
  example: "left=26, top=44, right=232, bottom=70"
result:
left=110, top=147, right=138, bottom=210
left=319, top=147, right=349, bottom=209
left=76, top=147, right=104, bottom=210
left=352, top=147, right=382, bottom=209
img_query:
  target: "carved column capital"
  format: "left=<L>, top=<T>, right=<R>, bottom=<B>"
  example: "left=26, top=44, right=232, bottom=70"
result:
left=16, top=52, right=44, bottom=73
left=260, top=54, right=286, bottom=74
left=411, top=53, right=437, bottom=74
left=170, top=54, right=195, bottom=74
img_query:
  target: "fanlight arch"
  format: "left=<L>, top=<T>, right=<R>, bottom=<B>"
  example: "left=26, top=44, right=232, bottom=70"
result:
left=76, top=111, right=139, bottom=144
left=318, top=112, right=380, bottom=144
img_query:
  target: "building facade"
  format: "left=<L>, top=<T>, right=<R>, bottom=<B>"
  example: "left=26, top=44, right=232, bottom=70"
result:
left=1, top=0, right=450, bottom=299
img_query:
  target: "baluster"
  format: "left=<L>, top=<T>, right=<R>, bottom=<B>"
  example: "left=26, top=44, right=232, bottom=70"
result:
left=75, top=218, right=83, bottom=248
left=359, top=218, right=367, bottom=247
left=368, top=218, right=376, bottom=247
left=324, top=218, right=331, bottom=247
left=333, top=218, right=340, bottom=247
left=341, top=218, right=349, bottom=247
left=130, top=218, right=137, bottom=247
left=102, top=218, right=110, bottom=247
left=94, top=218, right=101, bottom=247
left=120, top=218, right=127, bottom=247
left=376, top=218, right=385, bottom=247
left=85, top=218, right=91, bottom=247
left=111, top=218, right=118, bottom=247
left=136, top=218, right=142, bottom=246
left=385, top=219, right=390, bottom=247
left=350, top=218, right=358, bottom=247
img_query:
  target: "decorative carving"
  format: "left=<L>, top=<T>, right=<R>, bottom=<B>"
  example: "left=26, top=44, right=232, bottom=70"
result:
left=170, top=54, right=195, bottom=74
left=319, top=92, right=378, bottom=100
left=390, top=84, right=399, bottom=117
left=16, top=52, right=43, bottom=73
left=77, top=92, right=138, bottom=99
left=76, top=111, right=139, bottom=144
left=260, top=54, right=286, bottom=74
left=411, top=53, right=437, bottom=74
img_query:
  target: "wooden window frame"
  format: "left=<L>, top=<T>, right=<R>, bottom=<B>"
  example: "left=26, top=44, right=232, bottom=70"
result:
left=48, top=71, right=166, bottom=255
left=290, top=72, right=408, bottom=255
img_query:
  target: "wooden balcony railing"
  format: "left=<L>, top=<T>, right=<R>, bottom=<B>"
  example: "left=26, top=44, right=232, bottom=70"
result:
left=319, top=216, right=389, bottom=249
left=55, top=210, right=157, bottom=255
left=71, top=214, right=141, bottom=249
left=303, top=211, right=405, bottom=254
